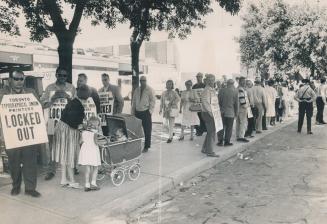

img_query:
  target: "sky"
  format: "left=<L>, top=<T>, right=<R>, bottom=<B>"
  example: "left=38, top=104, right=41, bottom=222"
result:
left=0, top=0, right=324, bottom=76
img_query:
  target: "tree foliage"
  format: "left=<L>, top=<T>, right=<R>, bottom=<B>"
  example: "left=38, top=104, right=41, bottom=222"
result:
left=0, top=6, right=20, bottom=36
left=239, top=0, right=291, bottom=80
left=284, top=5, right=327, bottom=78
left=2, top=0, right=121, bottom=82
left=239, top=0, right=327, bottom=80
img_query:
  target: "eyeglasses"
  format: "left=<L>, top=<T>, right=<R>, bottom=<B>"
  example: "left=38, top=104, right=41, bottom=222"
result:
left=12, top=77, right=24, bottom=81
left=57, top=73, right=67, bottom=77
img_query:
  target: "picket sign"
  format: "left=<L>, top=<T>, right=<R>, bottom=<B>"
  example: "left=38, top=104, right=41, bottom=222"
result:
left=0, top=93, right=48, bottom=149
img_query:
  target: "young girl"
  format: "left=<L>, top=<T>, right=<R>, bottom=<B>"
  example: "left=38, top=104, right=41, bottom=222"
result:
left=78, top=116, right=101, bottom=192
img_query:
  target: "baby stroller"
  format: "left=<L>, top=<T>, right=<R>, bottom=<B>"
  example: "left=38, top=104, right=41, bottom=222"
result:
left=96, top=114, right=144, bottom=186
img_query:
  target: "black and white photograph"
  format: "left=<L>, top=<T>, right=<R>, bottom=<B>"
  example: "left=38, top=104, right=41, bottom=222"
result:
left=0, top=0, right=327, bottom=223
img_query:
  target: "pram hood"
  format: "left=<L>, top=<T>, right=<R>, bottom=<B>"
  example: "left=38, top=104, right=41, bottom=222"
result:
left=105, top=114, right=144, bottom=139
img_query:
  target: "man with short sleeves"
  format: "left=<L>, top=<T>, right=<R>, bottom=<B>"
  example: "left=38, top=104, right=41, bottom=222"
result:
left=315, top=77, right=326, bottom=125
left=131, top=76, right=156, bottom=153
left=0, top=70, right=41, bottom=197
left=295, top=79, right=316, bottom=134
left=40, top=67, right=76, bottom=181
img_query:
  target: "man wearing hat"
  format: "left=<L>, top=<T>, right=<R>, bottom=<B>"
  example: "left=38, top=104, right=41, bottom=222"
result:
left=192, top=72, right=207, bottom=136
left=295, top=79, right=316, bottom=134
left=251, top=76, right=267, bottom=133
left=131, top=76, right=156, bottom=153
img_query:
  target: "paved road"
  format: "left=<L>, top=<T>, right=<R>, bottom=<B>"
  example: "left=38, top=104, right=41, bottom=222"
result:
left=127, top=121, right=327, bottom=224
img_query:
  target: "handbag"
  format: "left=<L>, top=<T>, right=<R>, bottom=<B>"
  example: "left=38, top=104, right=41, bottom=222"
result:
left=170, top=108, right=179, bottom=117
left=189, top=103, right=203, bottom=112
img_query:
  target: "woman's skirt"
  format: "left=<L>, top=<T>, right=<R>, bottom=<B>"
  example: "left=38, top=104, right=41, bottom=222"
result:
left=52, top=120, right=81, bottom=168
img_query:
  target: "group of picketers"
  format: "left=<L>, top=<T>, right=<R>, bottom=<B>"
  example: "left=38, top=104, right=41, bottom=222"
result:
left=0, top=68, right=125, bottom=197
left=1, top=67, right=325, bottom=198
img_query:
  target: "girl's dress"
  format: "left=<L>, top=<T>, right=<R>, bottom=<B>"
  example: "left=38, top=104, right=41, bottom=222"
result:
left=78, top=130, right=101, bottom=166
left=181, top=90, right=199, bottom=127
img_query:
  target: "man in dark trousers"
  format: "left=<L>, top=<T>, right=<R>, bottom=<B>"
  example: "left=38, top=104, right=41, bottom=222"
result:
left=217, top=79, right=239, bottom=146
left=0, top=70, right=41, bottom=197
left=315, top=77, right=326, bottom=125
left=131, top=76, right=156, bottom=153
left=295, top=79, right=316, bottom=134
left=192, top=72, right=206, bottom=136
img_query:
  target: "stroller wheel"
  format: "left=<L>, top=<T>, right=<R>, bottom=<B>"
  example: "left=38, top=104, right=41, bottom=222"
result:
left=111, top=169, right=125, bottom=186
left=128, top=164, right=141, bottom=181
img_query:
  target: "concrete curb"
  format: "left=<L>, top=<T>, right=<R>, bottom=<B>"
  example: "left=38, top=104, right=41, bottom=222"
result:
left=79, top=118, right=297, bottom=223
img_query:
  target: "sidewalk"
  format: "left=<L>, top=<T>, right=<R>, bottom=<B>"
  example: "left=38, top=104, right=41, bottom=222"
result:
left=0, top=116, right=297, bottom=224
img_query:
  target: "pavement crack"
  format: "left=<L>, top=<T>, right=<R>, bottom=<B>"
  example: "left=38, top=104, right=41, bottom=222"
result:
left=232, top=216, right=249, bottom=224
left=201, top=208, right=220, bottom=224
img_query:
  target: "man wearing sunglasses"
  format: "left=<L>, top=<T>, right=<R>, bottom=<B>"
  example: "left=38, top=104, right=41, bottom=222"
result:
left=0, top=70, right=42, bottom=197
left=40, top=67, right=76, bottom=181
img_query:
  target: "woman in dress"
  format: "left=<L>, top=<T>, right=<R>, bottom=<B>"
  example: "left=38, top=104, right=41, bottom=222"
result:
left=265, top=79, right=277, bottom=126
left=179, top=80, right=199, bottom=141
left=201, top=74, right=221, bottom=157
left=159, top=80, right=180, bottom=143
left=52, top=85, right=89, bottom=188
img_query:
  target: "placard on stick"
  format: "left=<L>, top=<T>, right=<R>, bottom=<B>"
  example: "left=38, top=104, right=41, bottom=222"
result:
left=0, top=93, right=48, bottom=149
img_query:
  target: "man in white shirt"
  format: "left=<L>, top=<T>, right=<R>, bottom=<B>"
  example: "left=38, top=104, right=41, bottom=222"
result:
left=131, top=76, right=156, bottom=153
left=315, top=77, right=326, bottom=125
left=295, top=79, right=316, bottom=134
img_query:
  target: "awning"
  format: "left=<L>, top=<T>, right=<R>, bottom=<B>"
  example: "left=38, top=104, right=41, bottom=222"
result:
left=118, top=63, right=144, bottom=76
left=0, top=51, right=33, bottom=73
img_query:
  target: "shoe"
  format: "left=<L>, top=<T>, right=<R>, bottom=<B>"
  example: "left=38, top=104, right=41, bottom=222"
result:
left=90, top=185, right=100, bottom=191
left=322, top=121, right=327, bottom=124
left=167, top=138, right=172, bottom=143
left=178, top=136, right=184, bottom=141
left=307, top=131, right=313, bottom=135
left=11, top=188, right=20, bottom=196
left=190, top=137, right=194, bottom=141
left=25, top=190, right=41, bottom=198
left=263, top=128, right=268, bottom=130
left=216, top=141, right=223, bottom=146
left=206, top=152, right=220, bottom=157
left=237, top=138, right=249, bottom=143
left=196, top=132, right=203, bottom=136
left=256, top=131, right=262, bottom=134
left=44, top=172, right=55, bottom=181
left=68, top=182, right=81, bottom=189
left=142, top=147, right=149, bottom=153
left=297, top=130, right=301, bottom=133
left=201, top=150, right=206, bottom=154
left=224, top=142, right=233, bottom=146
left=84, top=187, right=91, bottom=192
left=74, top=168, right=79, bottom=175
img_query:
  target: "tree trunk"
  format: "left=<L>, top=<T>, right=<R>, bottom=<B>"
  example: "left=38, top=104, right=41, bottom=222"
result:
left=131, top=40, right=141, bottom=97
left=310, top=63, right=315, bottom=79
left=56, top=32, right=75, bottom=84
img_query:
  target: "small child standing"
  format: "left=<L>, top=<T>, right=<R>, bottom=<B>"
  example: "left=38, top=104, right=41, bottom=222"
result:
left=78, top=116, right=101, bottom=192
